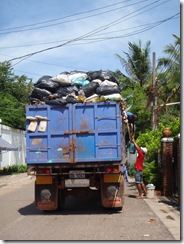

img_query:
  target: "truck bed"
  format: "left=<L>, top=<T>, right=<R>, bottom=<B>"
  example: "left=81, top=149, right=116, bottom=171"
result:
left=26, top=102, right=125, bottom=166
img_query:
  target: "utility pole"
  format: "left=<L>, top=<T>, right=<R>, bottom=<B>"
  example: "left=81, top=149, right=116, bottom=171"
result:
left=152, top=52, right=157, bottom=131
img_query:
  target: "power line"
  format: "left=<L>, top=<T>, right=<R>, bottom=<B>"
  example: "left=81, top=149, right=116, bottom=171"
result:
left=7, top=0, right=169, bottom=64
left=0, top=0, right=131, bottom=31
left=0, top=14, right=179, bottom=49
left=0, top=0, right=150, bottom=35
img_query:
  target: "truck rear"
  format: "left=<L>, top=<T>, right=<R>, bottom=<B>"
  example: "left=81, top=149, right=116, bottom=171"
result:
left=26, top=101, right=126, bottom=211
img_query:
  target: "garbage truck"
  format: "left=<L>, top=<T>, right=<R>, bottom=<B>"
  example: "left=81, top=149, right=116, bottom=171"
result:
left=26, top=101, right=126, bottom=211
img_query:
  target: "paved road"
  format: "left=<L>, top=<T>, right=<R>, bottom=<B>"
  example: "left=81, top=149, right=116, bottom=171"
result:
left=0, top=173, right=180, bottom=241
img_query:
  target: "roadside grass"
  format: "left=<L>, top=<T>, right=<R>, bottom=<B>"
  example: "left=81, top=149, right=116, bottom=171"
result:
left=0, top=164, right=27, bottom=175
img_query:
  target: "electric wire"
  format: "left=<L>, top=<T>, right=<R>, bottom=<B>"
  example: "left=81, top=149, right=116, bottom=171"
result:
left=0, top=0, right=150, bottom=35
left=0, top=0, right=134, bottom=31
left=0, top=14, right=178, bottom=49
left=6, top=0, right=171, bottom=64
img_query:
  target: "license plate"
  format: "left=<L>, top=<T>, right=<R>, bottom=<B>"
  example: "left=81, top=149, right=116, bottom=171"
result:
left=69, top=170, right=85, bottom=179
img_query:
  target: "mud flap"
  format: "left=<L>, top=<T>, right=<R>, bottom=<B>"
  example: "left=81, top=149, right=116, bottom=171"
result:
left=35, top=182, right=58, bottom=211
left=101, top=174, right=124, bottom=209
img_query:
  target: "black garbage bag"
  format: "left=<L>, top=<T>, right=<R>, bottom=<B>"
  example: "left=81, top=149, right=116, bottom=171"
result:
left=30, top=87, right=52, bottom=100
left=54, top=85, right=79, bottom=96
left=100, top=70, right=118, bottom=83
left=34, top=75, right=60, bottom=92
left=66, top=96, right=79, bottom=104
left=87, top=70, right=102, bottom=81
left=29, top=96, right=42, bottom=104
left=44, top=98, right=67, bottom=105
left=96, top=85, right=120, bottom=95
left=87, top=70, right=118, bottom=83
left=80, top=82, right=99, bottom=97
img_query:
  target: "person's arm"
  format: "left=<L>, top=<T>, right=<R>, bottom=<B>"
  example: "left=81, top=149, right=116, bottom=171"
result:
left=131, top=133, right=140, bottom=151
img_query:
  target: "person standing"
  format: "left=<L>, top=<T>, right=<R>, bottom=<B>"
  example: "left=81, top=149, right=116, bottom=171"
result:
left=131, top=134, right=147, bottom=199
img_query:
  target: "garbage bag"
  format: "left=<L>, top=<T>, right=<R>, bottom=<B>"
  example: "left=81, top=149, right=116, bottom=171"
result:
left=54, top=85, right=79, bottom=96
left=69, top=73, right=88, bottom=86
left=103, top=93, right=123, bottom=101
left=34, top=76, right=60, bottom=92
left=30, top=87, right=52, bottom=100
left=51, top=74, right=71, bottom=85
left=87, top=70, right=102, bottom=81
left=44, top=98, right=67, bottom=105
left=66, top=96, right=79, bottom=104
left=87, top=70, right=118, bottom=83
left=96, top=85, right=120, bottom=95
left=100, top=70, right=118, bottom=83
left=80, top=82, right=99, bottom=97
left=100, top=80, right=118, bottom=87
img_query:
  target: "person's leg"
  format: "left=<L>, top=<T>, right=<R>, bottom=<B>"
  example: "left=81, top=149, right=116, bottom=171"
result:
left=136, top=183, right=142, bottom=198
left=135, top=170, right=142, bottom=198
left=141, top=183, right=146, bottom=196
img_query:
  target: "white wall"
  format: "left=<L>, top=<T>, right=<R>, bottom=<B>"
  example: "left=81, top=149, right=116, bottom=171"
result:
left=0, top=124, right=26, bottom=168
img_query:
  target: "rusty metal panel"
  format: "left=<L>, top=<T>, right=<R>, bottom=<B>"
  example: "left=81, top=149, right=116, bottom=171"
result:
left=36, top=176, right=53, bottom=185
left=101, top=179, right=124, bottom=208
left=26, top=102, right=124, bottom=165
left=35, top=182, right=58, bottom=210
left=104, top=174, right=122, bottom=183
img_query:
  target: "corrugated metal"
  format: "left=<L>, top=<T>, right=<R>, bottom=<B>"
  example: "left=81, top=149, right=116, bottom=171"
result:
left=0, top=137, right=19, bottom=151
left=26, top=102, right=124, bottom=164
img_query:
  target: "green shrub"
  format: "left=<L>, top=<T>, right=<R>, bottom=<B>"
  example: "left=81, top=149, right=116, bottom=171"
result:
left=0, top=164, right=27, bottom=175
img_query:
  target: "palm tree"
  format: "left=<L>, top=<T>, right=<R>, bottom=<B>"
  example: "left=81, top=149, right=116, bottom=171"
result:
left=115, top=40, right=152, bottom=87
left=157, top=34, right=180, bottom=105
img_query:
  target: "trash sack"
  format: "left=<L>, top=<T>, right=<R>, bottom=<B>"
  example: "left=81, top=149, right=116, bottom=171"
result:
left=96, top=85, right=120, bottom=95
left=128, top=142, right=136, bottom=154
left=66, top=96, right=79, bottom=104
left=100, top=80, right=118, bottom=87
left=87, top=70, right=102, bottom=81
left=99, top=70, right=118, bottom=83
left=54, top=85, right=79, bottom=96
left=29, top=96, right=42, bottom=104
left=103, top=93, right=123, bottom=101
left=30, top=87, right=52, bottom=100
left=81, top=80, right=90, bottom=86
left=69, top=72, right=88, bottom=85
left=44, top=98, right=67, bottom=105
left=92, top=79, right=102, bottom=85
left=34, top=76, right=60, bottom=92
left=34, top=75, right=52, bottom=84
left=84, top=94, right=99, bottom=103
left=127, top=149, right=137, bottom=166
left=50, top=74, right=71, bottom=85
left=80, top=82, right=99, bottom=97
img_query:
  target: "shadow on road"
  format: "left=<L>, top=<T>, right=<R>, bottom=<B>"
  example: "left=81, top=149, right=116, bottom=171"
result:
left=18, top=195, right=122, bottom=216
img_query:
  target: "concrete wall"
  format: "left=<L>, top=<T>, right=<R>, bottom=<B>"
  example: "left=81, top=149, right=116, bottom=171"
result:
left=0, top=124, right=26, bottom=168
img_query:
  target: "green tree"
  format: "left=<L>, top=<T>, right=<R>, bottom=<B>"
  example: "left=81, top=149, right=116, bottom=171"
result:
left=115, top=40, right=152, bottom=87
left=156, top=34, right=180, bottom=121
left=0, top=61, right=33, bottom=130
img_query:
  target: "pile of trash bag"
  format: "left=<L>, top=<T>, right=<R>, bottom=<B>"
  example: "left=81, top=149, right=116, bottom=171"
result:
left=29, top=70, right=124, bottom=106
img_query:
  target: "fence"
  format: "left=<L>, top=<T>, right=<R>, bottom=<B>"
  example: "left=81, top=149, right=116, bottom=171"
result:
left=0, top=124, right=26, bottom=168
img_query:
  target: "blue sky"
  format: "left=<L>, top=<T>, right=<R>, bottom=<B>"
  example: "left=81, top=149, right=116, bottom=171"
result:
left=0, top=0, right=180, bottom=83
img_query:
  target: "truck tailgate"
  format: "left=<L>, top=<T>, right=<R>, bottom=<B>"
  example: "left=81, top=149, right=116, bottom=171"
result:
left=26, top=102, right=124, bottom=165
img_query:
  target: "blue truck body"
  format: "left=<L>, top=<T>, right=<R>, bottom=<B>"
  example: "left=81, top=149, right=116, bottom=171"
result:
left=26, top=101, right=125, bottom=211
left=26, top=102, right=125, bottom=165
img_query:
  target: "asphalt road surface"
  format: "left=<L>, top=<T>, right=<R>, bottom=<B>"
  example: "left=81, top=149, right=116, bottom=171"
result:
left=0, top=176, right=175, bottom=241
